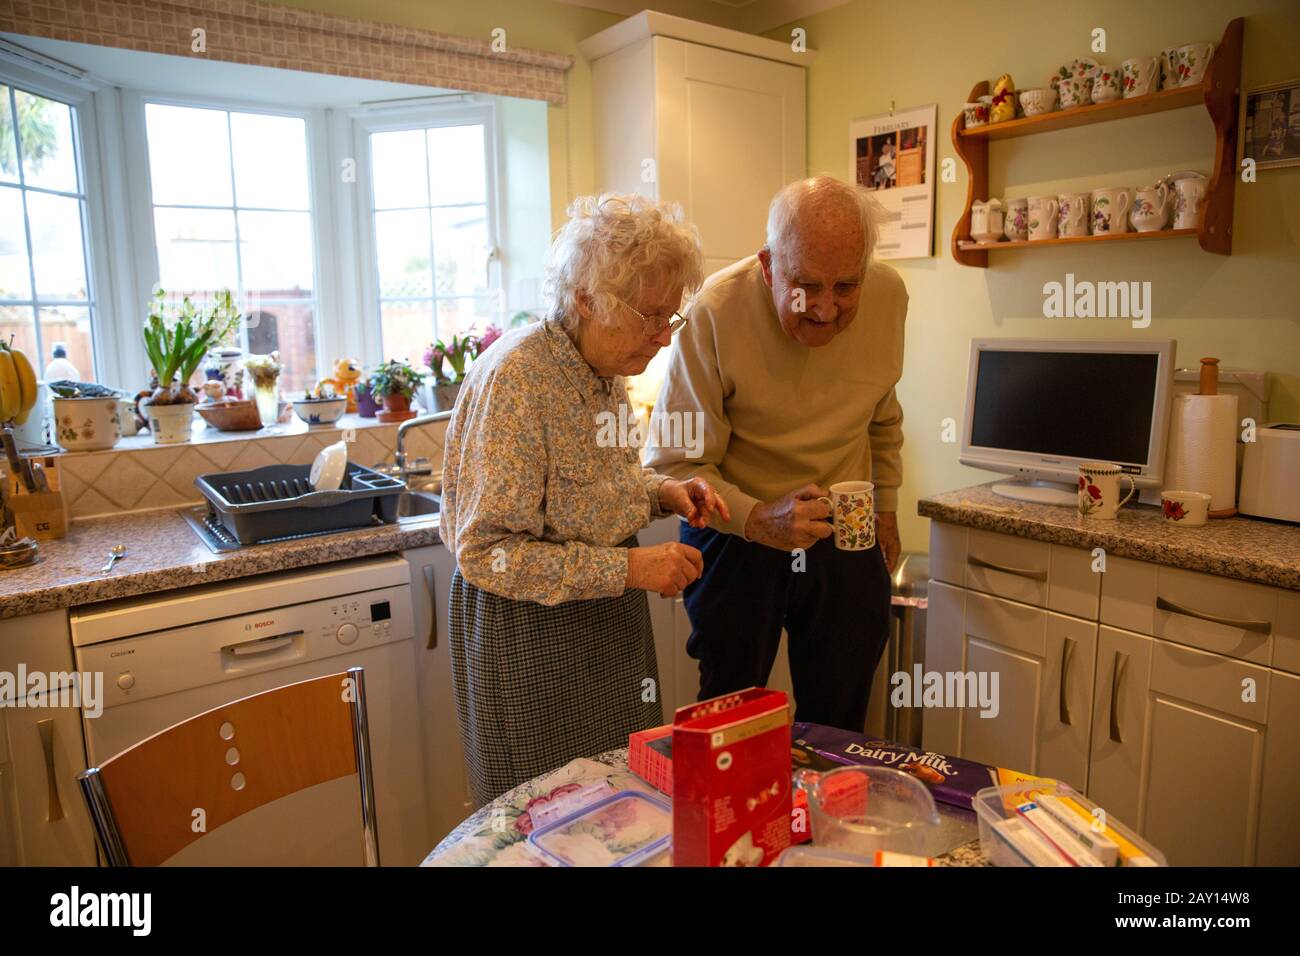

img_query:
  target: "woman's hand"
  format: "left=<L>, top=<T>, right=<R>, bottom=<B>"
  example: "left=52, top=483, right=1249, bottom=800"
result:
left=659, top=477, right=731, bottom=529
left=627, top=542, right=704, bottom=598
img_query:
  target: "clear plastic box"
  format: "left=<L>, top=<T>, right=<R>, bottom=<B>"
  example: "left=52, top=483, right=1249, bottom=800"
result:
left=775, top=846, right=876, bottom=866
left=527, top=792, right=672, bottom=867
left=974, top=781, right=1167, bottom=867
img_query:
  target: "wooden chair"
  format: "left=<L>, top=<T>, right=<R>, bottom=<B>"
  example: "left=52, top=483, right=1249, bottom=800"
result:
left=77, top=667, right=380, bottom=867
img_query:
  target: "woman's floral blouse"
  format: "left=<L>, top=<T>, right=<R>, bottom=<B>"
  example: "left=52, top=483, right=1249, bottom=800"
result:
left=439, top=320, right=670, bottom=606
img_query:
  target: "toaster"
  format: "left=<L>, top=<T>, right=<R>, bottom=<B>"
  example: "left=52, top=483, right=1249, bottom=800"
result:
left=1239, top=423, right=1300, bottom=523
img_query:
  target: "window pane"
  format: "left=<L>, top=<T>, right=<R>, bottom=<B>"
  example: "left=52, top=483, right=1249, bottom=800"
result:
left=435, top=296, right=493, bottom=342
left=431, top=205, right=489, bottom=296
left=0, top=87, right=17, bottom=184
left=154, top=207, right=238, bottom=293
left=374, top=208, right=432, bottom=298
left=379, top=299, right=433, bottom=362
left=38, top=304, right=94, bottom=381
left=16, top=91, right=78, bottom=193
left=245, top=301, right=317, bottom=397
left=0, top=305, right=37, bottom=363
left=231, top=112, right=309, bottom=210
left=26, top=191, right=88, bottom=300
left=145, top=104, right=232, bottom=206
left=237, top=210, right=314, bottom=297
left=0, top=186, right=31, bottom=299
left=427, top=125, right=485, bottom=205
left=370, top=129, right=427, bottom=210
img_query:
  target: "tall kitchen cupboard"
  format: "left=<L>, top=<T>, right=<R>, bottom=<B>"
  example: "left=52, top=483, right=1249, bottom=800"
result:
left=581, top=11, right=811, bottom=276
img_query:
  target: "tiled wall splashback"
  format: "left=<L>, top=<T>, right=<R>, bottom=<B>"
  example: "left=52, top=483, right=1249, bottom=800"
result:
left=53, top=420, right=447, bottom=520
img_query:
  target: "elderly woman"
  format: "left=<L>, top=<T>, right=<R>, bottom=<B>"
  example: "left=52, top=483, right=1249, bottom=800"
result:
left=439, top=193, right=730, bottom=805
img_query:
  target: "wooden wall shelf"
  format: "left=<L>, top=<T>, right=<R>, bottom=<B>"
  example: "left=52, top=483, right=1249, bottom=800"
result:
left=951, top=17, right=1243, bottom=267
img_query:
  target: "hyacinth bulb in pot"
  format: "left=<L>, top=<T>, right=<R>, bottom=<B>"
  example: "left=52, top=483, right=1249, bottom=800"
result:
left=368, top=359, right=422, bottom=423
left=141, top=288, right=240, bottom=444
left=424, top=325, right=501, bottom=412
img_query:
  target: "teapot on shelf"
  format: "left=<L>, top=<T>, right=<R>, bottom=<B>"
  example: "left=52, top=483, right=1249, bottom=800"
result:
left=1130, top=183, right=1173, bottom=232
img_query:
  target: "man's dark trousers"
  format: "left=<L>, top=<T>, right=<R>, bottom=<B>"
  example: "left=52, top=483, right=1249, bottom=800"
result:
left=679, top=524, right=892, bottom=731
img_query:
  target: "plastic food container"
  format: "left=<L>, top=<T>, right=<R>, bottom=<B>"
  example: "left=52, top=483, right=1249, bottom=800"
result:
left=527, top=792, right=672, bottom=867
left=775, top=846, right=876, bottom=867
left=974, top=781, right=1166, bottom=867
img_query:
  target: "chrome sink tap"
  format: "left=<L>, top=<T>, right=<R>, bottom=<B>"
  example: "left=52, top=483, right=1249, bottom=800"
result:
left=373, top=410, right=451, bottom=486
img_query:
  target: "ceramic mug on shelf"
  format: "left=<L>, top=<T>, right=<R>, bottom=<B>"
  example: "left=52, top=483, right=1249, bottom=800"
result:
left=1173, top=176, right=1208, bottom=229
left=1176, top=41, right=1215, bottom=87
left=1057, top=192, right=1091, bottom=237
left=1027, top=195, right=1059, bottom=241
left=1078, top=462, right=1137, bottom=520
left=1091, top=65, right=1121, bottom=103
left=1122, top=56, right=1160, bottom=98
left=816, top=481, right=877, bottom=551
left=1004, top=197, right=1029, bottom=241
left=1058, top=75, right=1093, bottom=109
left=1158, top=47, right=1181, bottom=90
left=1090, top=186, right=1133, bottom=234
left=970, top=198, right=1004, bottom=242
left=1130, top=184, right=1171, bottom=232
left=1161, top=489, right=1210, bottom=527
left=963, top=101, right=989, bottom=128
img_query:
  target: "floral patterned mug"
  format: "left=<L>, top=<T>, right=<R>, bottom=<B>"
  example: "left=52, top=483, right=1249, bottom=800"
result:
left=1078, top=462, right=1137, bottom=520
left=817, top=481, right=877, bottom=550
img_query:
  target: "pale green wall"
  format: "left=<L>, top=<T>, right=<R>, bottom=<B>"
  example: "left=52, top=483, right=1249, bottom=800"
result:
left=262, top=0, right=622, bottom=231
left=768, top=0, right=1300, bottom=551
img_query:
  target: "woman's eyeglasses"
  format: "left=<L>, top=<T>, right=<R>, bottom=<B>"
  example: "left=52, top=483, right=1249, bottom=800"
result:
left=613, top=296, right=689, bottom=337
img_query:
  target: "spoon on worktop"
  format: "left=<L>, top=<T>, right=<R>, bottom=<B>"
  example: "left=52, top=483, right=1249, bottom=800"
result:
left=101, top=544, right=126, bottom=574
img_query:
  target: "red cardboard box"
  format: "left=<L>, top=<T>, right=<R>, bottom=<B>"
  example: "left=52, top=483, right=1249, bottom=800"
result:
left=671, top=688, right=793, bottom=867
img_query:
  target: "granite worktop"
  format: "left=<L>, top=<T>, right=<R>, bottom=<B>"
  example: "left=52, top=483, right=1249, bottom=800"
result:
left=919, top=483, right=1300, bottom=591
left=0, top=509, right=443, bottom=619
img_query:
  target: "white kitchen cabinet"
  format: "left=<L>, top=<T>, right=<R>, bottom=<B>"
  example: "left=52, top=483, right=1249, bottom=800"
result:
left=0, top=610, right=96, bottom=866
left=582, top=13, right=808, bottom=275
left=404, top=545, right=474, bottom=844
left=1258, top=667, right=1300, bottom=865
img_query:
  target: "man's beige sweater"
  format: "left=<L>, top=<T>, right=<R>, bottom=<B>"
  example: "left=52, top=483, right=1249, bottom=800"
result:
left=643, top=255, right=908, bottom=539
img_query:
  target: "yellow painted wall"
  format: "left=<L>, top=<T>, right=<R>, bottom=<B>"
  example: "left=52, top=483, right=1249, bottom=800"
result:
left=261, top=0, right=622, bottom=232
left=767, top=0, right=1300, bottom=550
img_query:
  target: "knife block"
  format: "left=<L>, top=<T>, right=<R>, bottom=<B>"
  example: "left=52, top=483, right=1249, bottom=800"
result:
left=6, top=456, right=68, bottom=540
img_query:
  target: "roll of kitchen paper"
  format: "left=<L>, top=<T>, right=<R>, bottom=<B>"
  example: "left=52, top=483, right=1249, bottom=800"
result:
left=1165, top=393, right=1238, bottom=511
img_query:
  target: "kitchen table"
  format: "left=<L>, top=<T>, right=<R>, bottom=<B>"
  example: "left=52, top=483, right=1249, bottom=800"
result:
left=420, top=748, right=992, bottom=867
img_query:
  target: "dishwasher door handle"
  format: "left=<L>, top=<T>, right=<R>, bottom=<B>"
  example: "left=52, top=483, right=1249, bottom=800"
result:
left=224, top=631, right=304, bottom=657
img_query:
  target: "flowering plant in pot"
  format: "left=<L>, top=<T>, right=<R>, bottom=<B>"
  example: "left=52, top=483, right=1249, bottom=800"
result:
left=368, top=359, right=422, bottom=423
left=424, top=325, right=501, bottom=412
left=140, top=288, right=241, bottom=444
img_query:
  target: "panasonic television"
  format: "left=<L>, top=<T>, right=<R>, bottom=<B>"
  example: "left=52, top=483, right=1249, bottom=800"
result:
left=960, top=338, right=1177, bottom=506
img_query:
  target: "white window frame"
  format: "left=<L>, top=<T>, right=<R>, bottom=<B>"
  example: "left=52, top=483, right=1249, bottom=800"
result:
left=349, top=98, right=503, bottom=363
left=0, top=54, right=114, bottom=386
left=117, top=89, right=341, bottom=393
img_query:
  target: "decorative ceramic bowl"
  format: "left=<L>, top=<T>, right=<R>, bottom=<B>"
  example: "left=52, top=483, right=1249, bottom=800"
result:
left=292, top=396, right=348, bottom=426
left=196, top=398, right=263, bottom=431
left=52, top=396, right=122, bottom=451
left=1019, top=87, right=1058, bottom=116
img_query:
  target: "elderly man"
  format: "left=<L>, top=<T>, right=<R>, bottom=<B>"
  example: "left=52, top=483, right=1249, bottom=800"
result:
left=643, top=176, right=907, bottom=731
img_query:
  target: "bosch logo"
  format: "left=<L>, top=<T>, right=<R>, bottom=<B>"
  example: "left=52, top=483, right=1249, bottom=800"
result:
left=253, top=620, right=276, bottom=629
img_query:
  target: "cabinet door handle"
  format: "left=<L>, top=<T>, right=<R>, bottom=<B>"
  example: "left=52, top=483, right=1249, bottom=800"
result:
left=37, top=718, right=64, bottom=824
left=423, top=564, right=437, bottom=649
left=1108, top=652, right=1129, bottom=744
left=1058, top=637, right=1075, bottom=726
left=1155, top=596, right=1272, bottom=635
left=967, top=555, right=1047, bottom=581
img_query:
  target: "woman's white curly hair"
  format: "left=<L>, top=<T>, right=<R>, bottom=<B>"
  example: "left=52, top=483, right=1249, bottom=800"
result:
left=546, top=193, right=705, bottom=330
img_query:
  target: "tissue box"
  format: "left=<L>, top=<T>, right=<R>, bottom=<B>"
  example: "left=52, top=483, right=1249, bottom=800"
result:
left=671, top=688, right=792, bottom=867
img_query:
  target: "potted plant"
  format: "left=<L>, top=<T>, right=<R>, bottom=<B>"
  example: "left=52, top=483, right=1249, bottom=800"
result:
left=368, top=359, right=422, bottom=423
left=140, top=288, right=240, bottom=444
left=424, top=325, right=501, bottom=412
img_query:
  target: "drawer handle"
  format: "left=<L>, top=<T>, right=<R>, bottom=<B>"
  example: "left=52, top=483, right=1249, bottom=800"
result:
left=967, top=555, right=1047, bottom=582
left=423, top=564, right=438, bottom=650
left=1108, top=652, right=1128, bottom=744
left=1155, top=596, right=1272, bottom=635
left=38, top=718, right=64, bottom=824
left=1059, top=637, right=1075, bottom=726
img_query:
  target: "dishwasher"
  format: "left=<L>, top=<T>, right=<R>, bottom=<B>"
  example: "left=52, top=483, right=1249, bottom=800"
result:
left=70, top=555, right=429, bottom=866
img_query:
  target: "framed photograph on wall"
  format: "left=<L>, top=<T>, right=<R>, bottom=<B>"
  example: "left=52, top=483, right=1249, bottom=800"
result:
left=1242, top=79, right=1300, bottom=170
left=849, top=104, right=937, bottom=259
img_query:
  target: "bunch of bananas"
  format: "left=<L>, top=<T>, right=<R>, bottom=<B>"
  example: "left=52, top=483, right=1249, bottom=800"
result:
left=0, top=344, right=39, bottom=426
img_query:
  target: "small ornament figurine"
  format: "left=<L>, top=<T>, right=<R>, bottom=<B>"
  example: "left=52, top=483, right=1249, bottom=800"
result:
left=201, top=380, right=225, bottom=402
left=320, top=357, right=363, bottom=413
left=990, top=73, right=1017, bottom=123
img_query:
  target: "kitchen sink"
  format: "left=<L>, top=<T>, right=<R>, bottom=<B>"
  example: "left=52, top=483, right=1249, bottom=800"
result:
left=395, top=488, right=441, bottom=520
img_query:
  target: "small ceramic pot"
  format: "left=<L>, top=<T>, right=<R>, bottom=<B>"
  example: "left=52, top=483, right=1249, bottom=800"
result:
left=1161, top=489, right=1210, bottom=526
left=378, top=392, right=417, bottom=423
left=1018, top=87, right=1058, bottom=116
left=433, top=382, right=462, bottom=413
left=52, top=396, right=122, bottom=451
left=143, top=400, right=195, bottom=445
left=354, top=382, right=379, bottom=418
